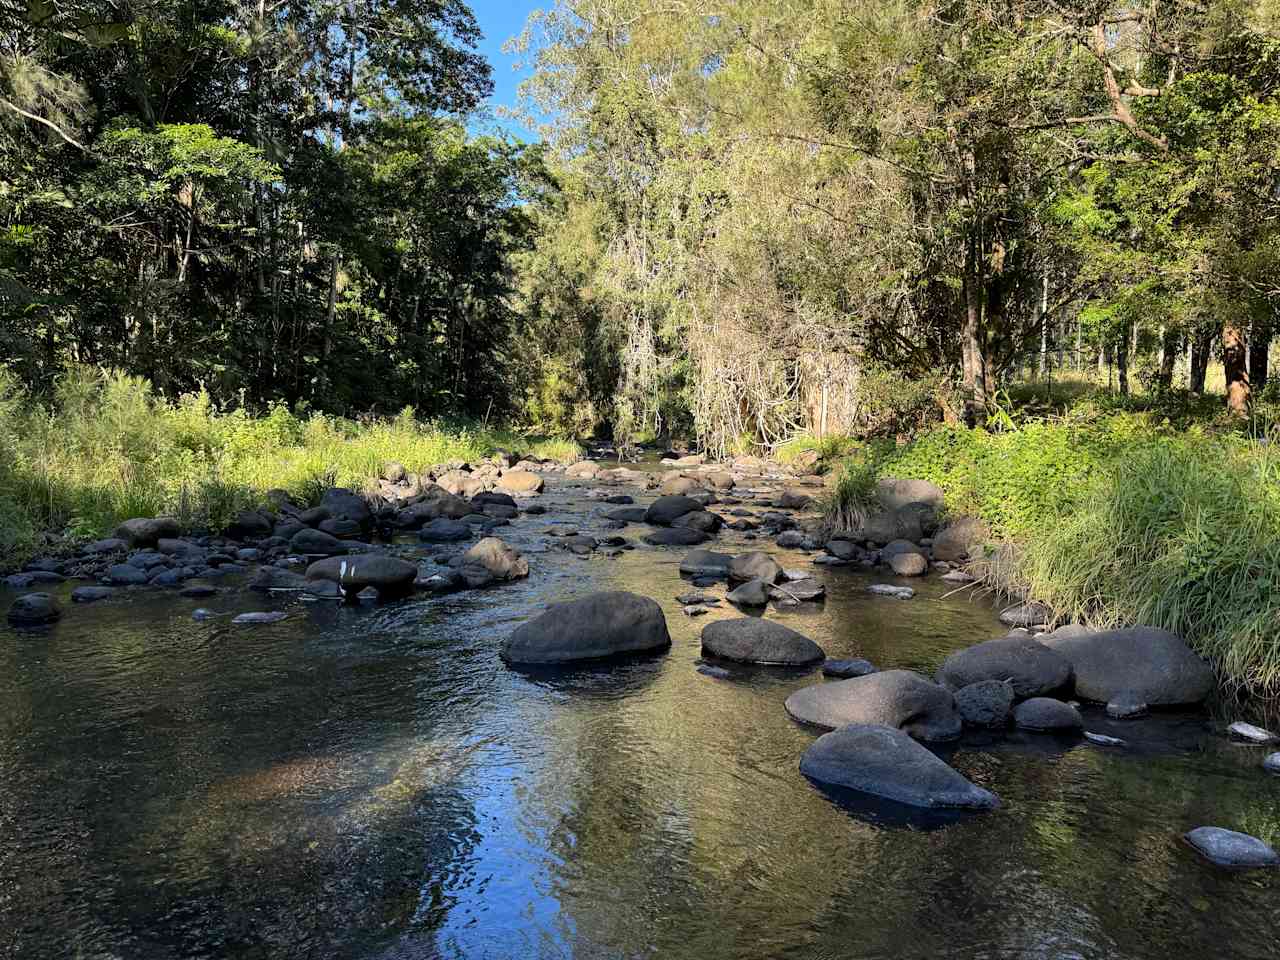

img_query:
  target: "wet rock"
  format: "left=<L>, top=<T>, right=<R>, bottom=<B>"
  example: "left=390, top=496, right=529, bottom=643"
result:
left=768, top=578, right=826, bottom=603
left=417, top=571, right=465, bottom=594
left=224, top=509, right=273, bottom=541
left=150, top=568, right=194, bottom=587
left=800, top=724, right=999, bottom=810
left=672, top=510, right=723, bottom=533
left=644, top=495, right=703, bottom=526
left=305, top=555, right=417, bottom=597
left=702, top=617, right=824, bottom=665
left=179, top=583, right=217, bottom=598
left=776, top=530, right=813, bottom=550
left=249, top=568, right=309, bottom=592
left=192, top=608, right=219, bottom=621
left=876, top=478, right=945, bottom=512
left=1106, top=691, right=1149, bottom=720
left=683, top=605, right=711, bottom=617
left=1184, top=827, right=1280, bottom=869
left=83, top=537, right=128, bottom=555
left=998, top=601, right=1053, bottom=628
left=462, top=538, right=529, bottom=581
left=729, top=551, right=782, bottom=585
left=1041, top=626, right=1215, bottom=705
left=605, top=507, right=648, bottom=524
left=605, top=494, right=635, bottom=505
left=867, top=584, right=914, bottom=600
left=889, top=552, right=928, bottom=577
left=1228, top=721, right=1277, bottom=744
left=785, top=670, right=962, bottom=741
left=822, top=658, right=878, bottom=679
left=481, top=503, right=519, bottom=520
left=304, top=579, right=343, bottom=600
left=932, top=517, right=989, bottom=562
left=318, top=517, right=364, bottom=539
left=290, top=528, right=348, bottom=556
left=105, top=563, right=150, bottom=586
left=561, top=535, right=597, bottom=556
left=157, top=538, right=205, bottom=562
left=726, top=578, right=770, bottom=607
left=7, top=593, right=60, bottom=625
left=418, top=518, right=472, bottom=543
left=826, top=540, right=860, bottom=561
left=937, top=636, right=1073, bottom=699
left=1013, top=697, right=1083, bottom=732
left=232, top=611, right=288, bottom=625
left=954, top=680, right=1015, bottom=729
left=71, top=585, right=115, bottom=603
left=697, top=663, right=731, bottom=679
left=115, top=517, right=181, bottom=548
left=776, top=489, right=812, bottom=510
left=1084, top=732, right=1126, bottom=746
left=643, top=528, right=709, bottom=547
left=500, top=591, right=671, bottom=665
left=1263, top=753, right=1280, bottom=775
left=524, top=504, right=547, bottom=516
left=679, top=550, right=733, bottom=577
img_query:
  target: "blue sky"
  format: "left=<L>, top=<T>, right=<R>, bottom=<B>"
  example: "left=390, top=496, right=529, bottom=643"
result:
left=470, top=1, right=545, bottom=140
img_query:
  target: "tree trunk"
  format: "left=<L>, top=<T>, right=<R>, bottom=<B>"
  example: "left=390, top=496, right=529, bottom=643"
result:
left=1117, top=327, right=1129, bottom=396
left=1223, top=320, right=1250, bottom=415
left=1250, top=317, right=1271, bottom=392
left=1190, top=333, right=1210, bottom=394
left=1158, top=326, right=1177, bottom=388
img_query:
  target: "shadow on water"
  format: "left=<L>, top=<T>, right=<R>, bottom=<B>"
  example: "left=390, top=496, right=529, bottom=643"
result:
left=805, top=778, right=994, bottom=832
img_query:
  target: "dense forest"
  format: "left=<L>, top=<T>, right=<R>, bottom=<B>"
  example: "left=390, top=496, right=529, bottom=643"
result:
left=4, top=1, right=1279, bottom=446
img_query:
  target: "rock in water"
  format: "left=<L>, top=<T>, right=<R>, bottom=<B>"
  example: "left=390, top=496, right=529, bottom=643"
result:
left=1084, top=731, right=1126, bottom=747
left=697, top=664, right=731, bottom=680
left=71, top=586, right=114, bottom=604
left=644, top=496, right=702, bottom=526
left=232, top=611, right=288, bottom=624
left=729, top=551, right=782, bottom=584
left=1041, top=626, right=1215, bottom=705
left=998, top=601, right=1053, bottom=627
left=290, top=528, right=348, bottom=556
left=889, top=552, right=928, bottom=577
left=701, top=618, right=825, bottom=666
left=937, top=636, right=1073, bottom=699
left=7, top=593, right=60, bottom=625
left=1106, top=691, right=1149, bottom=720
left=461, top=538, right=529, bottom=581
left=1013, top=697, right=1083, bottom=732
left=768, top=579, right=825, bottom=603
left=1263, top=753, right=1280, bottom=775
left=1184, top=827, right=1280, bottom=869
left=726, top=579, right=770, bottom=607
left=1228, top=721, right=1277, bottom=744
left=867, top=584, right=914, bottom=600
left=305, top=555, right=417, bottom=596
left=500, top=591, right=671, bottom=665
left=418, top=519, right=472, bottom=543
left=822, top=659, right=878, bottom=679
left=954, top=680, right=1015, bottom=729
left=679, top=550, right=733, bottom=577
left=114, top=516, right=181, bottom=548
left=643, top=528, right=709, bottom=547
left=800, top=724, right=998, bottom=811
left=785, top=670, right=962, bottom=741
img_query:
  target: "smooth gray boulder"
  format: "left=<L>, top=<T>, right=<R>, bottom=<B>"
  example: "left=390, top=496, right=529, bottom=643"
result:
left=500, top=591, right=671, bottom=665
left=290, top=528, right=348, bottom=556
left=418, top=518, right=471, bottom=543
left=644, top=495, right=702, bottom=526
left=785, top=670, right=962, bottom=741
left=115, top=517, right=181, bottom=548
left=800, top=724, right=998, bottom=810
left=1184, top=827, right=1280, bottom=869
left=643, top=528, right=709, bottom=546
left=769, top=578, right=825, bottom=602
left=1041, top=626, right=1215, bottom=705
left=305, top=555, right=417, bottom=596
left=889, top=553, right=928, bottom=577
left=955, top=680, right=1015, bottom=728
left=1263, top=753, right=1280, bottom=775
left=7, top=593, right=60, bottom=624
left=823, top=658, right=878, bottom=679
left=729, top=551, right=782, bottom=585
left=105, top=564, right=149, bottom=586
left=1013, top=697, right=1083, bottom=732
left=876, top=478, right=945, bottom=512
left=605, top=507, right=648, bottom=524
left=937, top=636, right=1073, bottom=699
left=932, top=517, right=988, bottom=562
left=672, top=510, right=723, bottom=533
left=726, top=579, right=770, bottom=607
left=701, top=618, right=824, bottom=665
left=679, top=550, right=733, bottom=577
left=249, top=567, right=308, bottom=592
left=998, top=601, right=1053, bottom=627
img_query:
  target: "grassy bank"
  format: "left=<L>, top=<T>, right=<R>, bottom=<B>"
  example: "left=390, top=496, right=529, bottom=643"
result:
left=0, top=368, right=580, bottom=563
left=824, top=384, right=1280, bottom=699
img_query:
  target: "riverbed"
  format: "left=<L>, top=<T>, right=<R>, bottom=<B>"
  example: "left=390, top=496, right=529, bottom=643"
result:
left=1, top=474, right=1278, bottom=959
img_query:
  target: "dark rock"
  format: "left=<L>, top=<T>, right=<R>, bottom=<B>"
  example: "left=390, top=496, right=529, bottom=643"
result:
left=954, top=680, right=1015, bottom=728
left=857, top=511, right=901, bottom=545
left=605, top=494, right=635, bottom=505
left=83, top=537, right=128, bottom=555
left=932, top=517, right=989, bottom=562
left=224, top=509, right=273, bottom=541
left=150, top=568, right=193, bottom=586
left=679, top=550, right=733, bottom=577
left=876, top=477, right=945, bottom=512
left=672, top=510, right=723, bottom=533
left=500, top=591, right=671, bottom=664
left=785, top=670, right=962, bottom=741
left=179, top=583, right=218, bottom=598
left=1263, top=753, right=1280, bottom=775
left=481, top=503, right=519, bottom=520
left=776, top=530, right=811, bottom=549
left=606, top=507, right=648, bottom=524
left=729, top=551, right=782, bottom=585
left=937, top=636, right=1073, bottom=699
left=1184, top=827, right=1280, bottom=869
left=643, top=495, right=702, bottom=526
left=248, top=567, right=309, bottom=592
left=105, top=564, right=150, bottom=586
left=1106, top=691, right=1149, bottom=720
left=822, top=658, right=878, bottom=678
left=318, top=518, right=364, bottom=539
left=726, top=578, right=770, bottom=607
left=826, top=540, right=860, bottom=561
left=643, top=528, right=710, bottom=547
left=71, top=586, right=114, bottom=603
left=7, top=593, right=60, bottom=624
left=115, top=517, right=181, bottom=548
left=320, top=488, right=371, bottom=527
left=232, top=611, right=288, bottom=625
left=1013, top=697, right=1083, bottom=732
left=697, top=664, right=732, bottom=679
left=776, top=489, right=812, bottom=510
left=800, top=724, right=998, bottom=810
left=1042, top=626, right=1215, bottom=705
left=418, top=518, right=472, bottom=543
left=889, top=553, right=928, bottom=577
left=769, top=578, right=826, bottom=603
left=998, top=601, right=1053, bottom=628
left=290, top=528, right=348, bottom=556
left=701, top=618, right=824, bottom=665
left=305, top=555, right=417, bottom=596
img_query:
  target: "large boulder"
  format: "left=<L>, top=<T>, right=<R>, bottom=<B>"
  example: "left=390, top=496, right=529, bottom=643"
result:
left=290, top=528, right=348, bottom=556
left=418, top=518, right=472, bottom=543
left=660, top=474, right=705, bottom=497
left=461, top=538, right=529, bottom=581
left=565, top=460, right=601, bottom=479
left=498, top=470, right=544, bottom=495
left=115, top=517, right=181, bottom=548
left=644, top=495, right=702, bottom=526
left=889, top=553, right=928, bottom=577
left=785, top=670, right=962, bottom=741
left=857, top=511, right=901, bottom=545
left=729, top=551, right=782, bottom=585
left=701, top=618, right=824, bottom=665
left=320, top=488, right=371, bottom=528
left=500, top=591, right=671, bottom=664
left=224, top=509, right=273, bottom=541
left=1042, top=626, right=1215, bottom=705
left=800, top=724, right=998, bottom=810
left=643, top=528, right=709, bottom=547
left=876, top=477, right=945, bottom=512
left=679, top=550, right=733, bottom=577
left=726, top=579, right=770, bottom=607
left=606, top=507, right=649, bottom=524
left=937, top=636, right=1073, bottom=700
left=7, top=593, right=60, bottom=625
left=305, top=555, right=417, bottom=596
left=672, top=510, right=723, bottom=533
left=932, top=517, right=989, bottom=562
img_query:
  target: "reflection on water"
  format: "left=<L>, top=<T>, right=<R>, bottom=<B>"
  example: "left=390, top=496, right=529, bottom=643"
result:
left=1, top=480, right=1278, bottom=959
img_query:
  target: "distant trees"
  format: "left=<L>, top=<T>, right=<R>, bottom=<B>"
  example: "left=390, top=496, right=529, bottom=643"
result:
left=1, top=0, right=534, bottom=416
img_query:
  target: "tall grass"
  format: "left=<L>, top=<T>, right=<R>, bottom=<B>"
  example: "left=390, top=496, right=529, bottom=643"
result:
left=0, top=367, right=581, bottom=562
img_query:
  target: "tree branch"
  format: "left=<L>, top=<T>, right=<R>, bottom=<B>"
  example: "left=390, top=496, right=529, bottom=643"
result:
left=0, top=96, right=89, bottom=152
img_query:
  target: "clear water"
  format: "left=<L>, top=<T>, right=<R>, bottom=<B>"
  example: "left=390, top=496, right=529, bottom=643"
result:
left=2, top=480, right=1278, bottom=959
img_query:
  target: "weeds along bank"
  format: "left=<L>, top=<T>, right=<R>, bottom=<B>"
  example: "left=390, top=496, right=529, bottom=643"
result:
left=828, top=414, right=1280, bottom=698
left=0, top=369, right=580, bottom=564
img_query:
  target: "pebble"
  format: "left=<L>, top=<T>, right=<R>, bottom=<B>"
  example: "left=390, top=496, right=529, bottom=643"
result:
left=1228, top=721, right=1277, bottom=744
left=682, top=605, right=711, bottom=617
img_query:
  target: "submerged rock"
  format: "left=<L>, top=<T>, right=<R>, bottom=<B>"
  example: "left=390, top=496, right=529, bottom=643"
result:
left=1084, top=731, right=1126, bottom=747
left=232, top=611, right=288, bottom=624
left=7, top=593, right=60, bottom=625
left=1042, top=626, right=1215, bottom=705
left=800, top=724, right=998, bottom=811
left=500, top=591, right=671, bottom=665
left=768, top=578, right=826, bottom=603
left=889, top=552, right=928, bottom=577
left=462, top=538, right=529, bottom=581
left=937, top=636, right=1073, bottom=700
left=697, top=664, right=731, bottom=680
left=785, top=670, right=962, bottom=741
left=822, top=658, right=878, bottom=679
left=1184, top=827, right=1280, bottom=870
left=643, top=528, right=709, bottom=547
left=71, top=586, right=115, bottom=604
left=867, top=584, right=914, bottom=600
left=701, top=618, right=824, bottom=666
